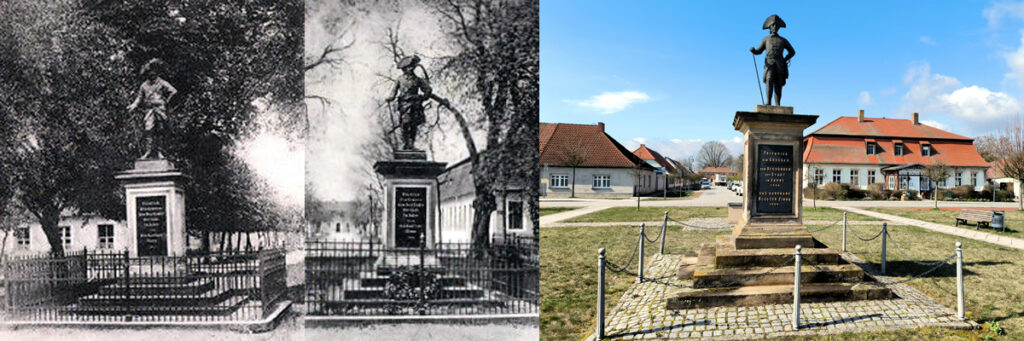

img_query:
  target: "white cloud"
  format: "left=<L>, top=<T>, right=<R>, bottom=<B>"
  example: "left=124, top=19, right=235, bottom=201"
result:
left=1004, top=31, right=1024, bottom=88
left=572, top=91, right=651, bottom=114
left=900, top=63, right=1022, bottom=132
left=857, top=91, right=875, bottom=106
left=920, top=119, right=952, bottom=132
left=984, top=1, right=1024, bottom=27
left=919, top=36, right=938, bottom=46
left=631, top=137, right=647, bottom=144
left=940, top=85, right=1023, bottom=120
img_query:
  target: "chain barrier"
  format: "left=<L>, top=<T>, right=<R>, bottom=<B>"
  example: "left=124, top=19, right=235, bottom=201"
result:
left=806, top=219, right=843, bottom=233
left=613, top=256, right=796, bottom=289
left=803, top=253, right=956, bottom=288
left=605, top=233, right=642, bottom=274
left=847, top=225, right=885, bottom=242
left=667, top=217, right=733, bottom=231
left=885, top=233, right=954, bottom=267
left=642, top=225, right=663, bottom=243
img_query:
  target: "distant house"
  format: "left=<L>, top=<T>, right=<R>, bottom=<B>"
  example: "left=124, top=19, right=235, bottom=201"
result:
left=438, top=153, right=535, bottom=242
left=632, top=144, right=676, bottom=191
left=539, top=122, right=656, bottom=198
left=699, top=167, right=737, bottom=180
left=3, top=213, right=126, bottom=257
left=987, top=160, right=1021, bottom=200
left=803, top=111, right=988, bottom=195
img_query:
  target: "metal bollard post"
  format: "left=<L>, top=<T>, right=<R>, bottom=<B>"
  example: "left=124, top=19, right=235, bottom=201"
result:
left=842, top=212, right=847, bottom=252
left=638, top=224, right=645, bottom=283
left=792, top=245, right=802, bottom=330
left=597, top=248, right=606, bottom=339
left=956, top=242, right=965, bottom=320
left=660, top=211, right=668, bottom=255
left=881, top=223, right=887, bottom=275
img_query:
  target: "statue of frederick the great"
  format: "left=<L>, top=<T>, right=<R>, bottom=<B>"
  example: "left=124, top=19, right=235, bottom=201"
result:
left=750, top=14, right=794, bottom=107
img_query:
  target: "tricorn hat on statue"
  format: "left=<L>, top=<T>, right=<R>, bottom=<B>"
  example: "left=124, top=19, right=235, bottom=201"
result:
left=140, top=58, right=166, bottom=76
left=397, top=55, right=421, bottom=69
left=762, top=14, right=786, bottom=30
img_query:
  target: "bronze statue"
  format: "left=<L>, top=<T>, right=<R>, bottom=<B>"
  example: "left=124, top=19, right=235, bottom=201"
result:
left=750, top=15, right=794, bottom=106
left=127, top=58, right=177, bottom=159
left=385, top=55, right=432, bottom=151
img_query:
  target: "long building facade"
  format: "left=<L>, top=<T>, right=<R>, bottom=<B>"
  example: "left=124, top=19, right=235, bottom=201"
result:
left=803, top=111, right=988, bottom=195
left=539, top=122, right=657, bottom=198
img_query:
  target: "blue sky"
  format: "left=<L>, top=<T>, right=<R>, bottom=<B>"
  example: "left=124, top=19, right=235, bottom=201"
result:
left=541, top=1, right=1024, bottom=160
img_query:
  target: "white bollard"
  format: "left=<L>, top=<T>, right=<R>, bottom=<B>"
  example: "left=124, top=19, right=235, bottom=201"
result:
left=598, top=248, right=606, bottom=339
left=638, top=224, right=645, bottom=283
left=842, top=212, right=847, bottom=252
left=793, top=245, right=802, bottom=330
left=956, top=242, right=965, bottom=320
left=660, top=211, right=668, bottom=255
left=880, top=222, right=887, bottom=275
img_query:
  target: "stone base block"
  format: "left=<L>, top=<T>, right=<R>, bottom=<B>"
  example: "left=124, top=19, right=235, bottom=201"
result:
left=666, top=282, right=892, bottom=309
left=733, top=224, right=814, bottom=249
left=712, top=235, right=840, bottom=268
left=754, top=105, right=794, bottom=115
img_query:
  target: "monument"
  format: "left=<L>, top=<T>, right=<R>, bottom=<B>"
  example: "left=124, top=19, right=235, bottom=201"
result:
left=116, top=58, right=188, bottom=259
left=667, top=16, right=890, bottom=308
left=375, top=55, right=447, bottom=265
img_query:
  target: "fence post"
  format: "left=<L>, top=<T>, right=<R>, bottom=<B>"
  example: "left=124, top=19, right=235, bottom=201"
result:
left=597, top=248, right=606, bottom=340
left=841, top=212, right=847, bottom=252
left=956, top=242, right=965, bottom=320
left=638, top=224, right=645, bottom=283
left=123, top=250, right=131, bottom=321
left=881, top=223, right=887, bottom=275
left=792, top=245, right=802, bottom=330
left=660, top=211, right=668, bottom=255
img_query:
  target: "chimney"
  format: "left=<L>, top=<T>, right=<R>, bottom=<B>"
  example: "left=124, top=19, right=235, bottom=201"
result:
left=912, top=112, right=920, bottom=125
left=858, top=109, right=864, bottom=123
left=597, top=122, right=605, bottom=131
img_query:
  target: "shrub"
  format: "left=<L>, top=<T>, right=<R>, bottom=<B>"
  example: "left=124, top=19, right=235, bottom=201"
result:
left=867, top=183, right=887, bottom=200
left=840, top=183, right=866, bottom=200
left=906, top=190, right=919, bottom=200
left=951, top=185, right=977, bottom=200
left=821, top=182, right=846, bottom=200
left=803, top=185, right=818, bottom=199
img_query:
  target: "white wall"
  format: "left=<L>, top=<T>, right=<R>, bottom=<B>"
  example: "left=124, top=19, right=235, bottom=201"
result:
left=438, top=191, right=534, bottom=243
left=2, top=216, right=126, bottom=257
left=542, top=166, right=651, bottom=198
left=804, top=163, right=987, bottom=190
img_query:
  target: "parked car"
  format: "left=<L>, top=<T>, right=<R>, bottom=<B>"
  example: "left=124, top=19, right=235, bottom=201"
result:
left=701, top=180, right=711, bottom=190
left=736, top=186, right=743, bottom=196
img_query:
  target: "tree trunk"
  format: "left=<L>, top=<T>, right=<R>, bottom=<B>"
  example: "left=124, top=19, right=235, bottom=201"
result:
left=39, top=207, right=64, bottom=257
left=470, top=190, right=496, bottom=258
left=570, top=167, right=576, bottom=198
left=202, top=231, right=210, bottom=253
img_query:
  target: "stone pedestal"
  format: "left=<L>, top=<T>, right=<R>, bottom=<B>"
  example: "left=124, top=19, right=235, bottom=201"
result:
left=668, top=106, right=891, bottom=309
left=373, top=150, right=446, bottom=266
left=115, top=158, right=189, bottom=258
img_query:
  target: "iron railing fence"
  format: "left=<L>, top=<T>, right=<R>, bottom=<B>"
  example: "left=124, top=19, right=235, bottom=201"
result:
left=305, top=239, right=538, bottom=316
left=1, top=249, right=288, bottom=322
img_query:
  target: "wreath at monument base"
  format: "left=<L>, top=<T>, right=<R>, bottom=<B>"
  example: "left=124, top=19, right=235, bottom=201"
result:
left=383, top=266, right=442, bottom=314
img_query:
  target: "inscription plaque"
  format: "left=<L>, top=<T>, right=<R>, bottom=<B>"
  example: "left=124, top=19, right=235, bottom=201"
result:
left=394, top=187, right=427, bottom=248
left=136, top=195, right=168, bottom=256
left=755, top=144, right=794, bottom=214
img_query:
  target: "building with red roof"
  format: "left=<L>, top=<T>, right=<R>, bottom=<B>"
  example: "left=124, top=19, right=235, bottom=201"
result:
left=540, top=122, right=657, bottom=198
left=632, top=144, right=680, bottom=190
left=698, top=167, right=737, bottom=179
left=803, top=110, right=988, bottom=195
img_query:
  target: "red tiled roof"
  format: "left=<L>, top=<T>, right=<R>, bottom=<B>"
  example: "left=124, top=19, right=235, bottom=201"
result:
left=539, top=122, right=650, bottom=168
left=699, top=167, right=736, bottom=174
left=803, top=135, right=988, bottom=167
left=632, top=144, right=677, bottom=173
left=809, top=116, right=972, bottom=140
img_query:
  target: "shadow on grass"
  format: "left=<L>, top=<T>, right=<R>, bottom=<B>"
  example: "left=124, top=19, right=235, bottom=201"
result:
left=853, top=260, right=1011, bottom=278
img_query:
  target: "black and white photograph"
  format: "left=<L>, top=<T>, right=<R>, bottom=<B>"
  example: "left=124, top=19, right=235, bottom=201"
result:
left=303, top=0, right=539, bottom=339
left=0, top=1, right=305, bottom=340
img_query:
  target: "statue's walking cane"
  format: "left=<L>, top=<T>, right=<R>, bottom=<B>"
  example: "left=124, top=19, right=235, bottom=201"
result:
left=752, top=54, right=765, bottom=105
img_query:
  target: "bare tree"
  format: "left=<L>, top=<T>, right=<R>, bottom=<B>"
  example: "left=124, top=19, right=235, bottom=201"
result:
left=697, top=141, right=732, bottom=169
left=974, top=134, right=1007, bottom=163
left=924, top=161, right=952, bottom=209
left=559, top=143, right=588, bottom=198
left=804, top=164, right=818, bottom=209
left=733, top=153, right=745, bottom=181
left=995, top=115, right=1024, bottom=210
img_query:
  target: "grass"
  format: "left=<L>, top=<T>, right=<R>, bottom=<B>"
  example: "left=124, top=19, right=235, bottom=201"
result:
left=803, top=223, right=1024, bottom=340
left=562, top=206, right=728, bottom=223
left=863, top=207, right=1021, bottom=238
left=802, top=207, right=881, bottom=222
left=640, top=190, right=701, bottom=200
left=540, top=224, right=730, bottom=341
left=540, top=207, right=577, bottom=216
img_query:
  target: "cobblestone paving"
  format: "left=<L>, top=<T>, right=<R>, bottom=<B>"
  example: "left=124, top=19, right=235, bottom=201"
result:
left=596, top=253, right=976, bottom=340
left=545, top=218, right=883, bottom=229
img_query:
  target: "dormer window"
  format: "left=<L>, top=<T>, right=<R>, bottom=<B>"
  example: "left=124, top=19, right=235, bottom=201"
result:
left=866, top=142, right=877, bottom=155
left=894, top=143, right=904, bottom=156
left=922, top=145, right=932, bottom=157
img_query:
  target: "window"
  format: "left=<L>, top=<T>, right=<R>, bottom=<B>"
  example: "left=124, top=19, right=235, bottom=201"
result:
left=506, top=200, right=523, bottom=230
left=888, top=175, right=896, bottom=190
left=894, top=143, right=904, bottom=156
left=60, top=226, right=71, bottom=249
left=98, top=224, right=114, bottom=249
left=867, top=170, right=876, bottom=185
left=922, top=145, right=932, bottom=157
left=970, top=171, right=976, bottom=186
left=866, top=142, right=877, bottom=155
left=15, top=227, right=29, bottom=248
left=832, top=169, right=842, bottom=183
left=593, top=175, right=611, bottom=188
left=551, top=174, right=569, bottom=188
left=814, top=169, right=824, bottom=185
left=850, top=169, right=859, bottom=185
left=335, top=223, right=341, bottom=233
left=955, top=172, right=962, bottom=186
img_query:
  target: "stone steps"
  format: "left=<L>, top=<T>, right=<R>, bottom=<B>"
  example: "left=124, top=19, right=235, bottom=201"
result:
left=78, top=287, right=237, bottom=307
left=666, top=282, right=892, bottom=309
left=343, top=286, right=485, bottom=300
left=693, top=263, right=866, bottom=288
left=98, top=278, right=216, bottom=296
left=713, top=236, right=841, bottom=268
left=70, top=295, right=250, bottom=316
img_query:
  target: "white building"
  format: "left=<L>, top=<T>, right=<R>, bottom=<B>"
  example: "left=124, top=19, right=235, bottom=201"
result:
left=539, top=122, right=657, bottom=198
left=438, top=155, right=535, bottom=243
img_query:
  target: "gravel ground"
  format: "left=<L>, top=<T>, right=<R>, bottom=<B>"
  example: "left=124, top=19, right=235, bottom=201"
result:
left=306, top=323, right=538, bottom=341
left=0, top=314, right=303, bottom=341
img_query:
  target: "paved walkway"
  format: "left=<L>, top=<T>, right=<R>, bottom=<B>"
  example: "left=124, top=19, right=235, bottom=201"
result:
left=836, top=207, right=1024, bottom=250
left=543, top=220, right=884, bottom=228
left=589, top=253, right=975, bottom=340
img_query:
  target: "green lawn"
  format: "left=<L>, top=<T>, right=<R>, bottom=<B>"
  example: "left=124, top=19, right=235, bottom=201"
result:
left=563, top=206, right=728, bottom=223
left=540, top=207, right=577, bottom=216
left=863, top=207, right=1021, bottom=238
left=802, top=207, right=881, bottom=222
left=540, top=219, right=1019, bottom=340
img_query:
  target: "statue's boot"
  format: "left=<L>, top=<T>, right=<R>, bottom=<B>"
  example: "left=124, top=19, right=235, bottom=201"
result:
left=141, top=137, right=153, bottom=159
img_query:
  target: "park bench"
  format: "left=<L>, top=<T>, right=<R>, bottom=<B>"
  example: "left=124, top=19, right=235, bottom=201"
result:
left=955, top=209, right=993, bottom=230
